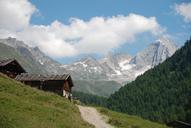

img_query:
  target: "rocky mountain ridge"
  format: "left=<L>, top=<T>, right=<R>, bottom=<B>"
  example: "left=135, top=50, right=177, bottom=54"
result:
left=0, top=37, right=62, bottom=74
left=64, top=37, right=177, bottom=83
left=0, top=37, right=177, bottom=84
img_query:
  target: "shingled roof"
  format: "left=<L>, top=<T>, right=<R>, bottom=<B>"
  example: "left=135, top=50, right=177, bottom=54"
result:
left=15, top=73, right=71, bottom=81
left=0, top=58, right=26, bottom=73
left=0, top=59, right=15, bottom=66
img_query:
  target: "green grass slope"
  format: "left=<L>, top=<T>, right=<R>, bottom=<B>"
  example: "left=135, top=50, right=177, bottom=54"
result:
left=0, top=74, right=93, bottom=128
left=97, top=107, right=168, bottom=128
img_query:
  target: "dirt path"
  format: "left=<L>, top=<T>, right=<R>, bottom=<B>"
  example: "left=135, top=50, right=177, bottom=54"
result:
left=77, top=105, right=113, bottom=128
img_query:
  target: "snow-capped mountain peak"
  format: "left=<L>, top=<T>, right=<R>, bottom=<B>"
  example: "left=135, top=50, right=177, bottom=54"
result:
left=130, top=37, right=177, bottom=68
left=57, top=37, right=177, bottom=83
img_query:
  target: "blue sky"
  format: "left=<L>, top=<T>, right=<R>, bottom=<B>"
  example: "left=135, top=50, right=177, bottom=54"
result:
left=30, top=0, right=190, bottom=61
left=0, top=0, right=190, bottom=63
left=30, top=0, right=190, bottom=40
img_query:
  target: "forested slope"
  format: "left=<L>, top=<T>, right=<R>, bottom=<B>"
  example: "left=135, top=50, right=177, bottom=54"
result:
left=107, top=38, right=191, bottom=123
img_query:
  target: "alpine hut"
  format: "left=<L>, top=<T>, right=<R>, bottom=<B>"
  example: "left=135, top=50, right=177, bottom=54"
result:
left=0, top=59, right=26, bottom=78
left=15, top=73, right=74, bottom=99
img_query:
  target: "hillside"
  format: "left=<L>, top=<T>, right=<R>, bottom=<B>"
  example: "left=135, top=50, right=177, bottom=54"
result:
left=0, top=74, right=93, bottom=128
left=73, top=91, right=108, bottom=107
left=107, top=38, right=191, bottom=123
left=97, top=107, right=168, bottom=128
left=73, top=80, right=121, bottom=97
left=0, top=74, right=169, bottom=128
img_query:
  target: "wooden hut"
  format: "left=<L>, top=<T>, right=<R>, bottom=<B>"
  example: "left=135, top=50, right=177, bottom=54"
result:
left=15, top=73, right=74, bottom=99
left=0, top=59, right=26, bottom=78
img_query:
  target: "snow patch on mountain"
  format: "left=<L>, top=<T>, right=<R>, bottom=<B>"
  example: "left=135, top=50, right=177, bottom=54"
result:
left=119, top=60, right=133, bottom=71
left=74, top=61, right=88, bottom=67
left=135, top=65, right=151, bottom=77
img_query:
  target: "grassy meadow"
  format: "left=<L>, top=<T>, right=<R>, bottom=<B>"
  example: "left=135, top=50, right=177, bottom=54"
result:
left=0, top=74, right=93, bottom=128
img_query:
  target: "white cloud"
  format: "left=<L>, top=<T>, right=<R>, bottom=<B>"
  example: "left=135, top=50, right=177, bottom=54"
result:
left=0, top=0, right=36, bottom=30
left=16, top=25, right=78, bottom=57
left=0, top=0, right=164, bottom=58
left=175, top=2, right=191, bottom=22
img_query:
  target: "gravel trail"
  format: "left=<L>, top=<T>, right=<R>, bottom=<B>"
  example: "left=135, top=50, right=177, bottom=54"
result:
left=77, top=105, right=113, bottom=128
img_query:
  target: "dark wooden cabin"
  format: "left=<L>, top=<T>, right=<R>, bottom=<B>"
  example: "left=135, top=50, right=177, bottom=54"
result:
left=15, top=73, right=74, bottom=99
left=0, top=59, right=26, bottom=78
